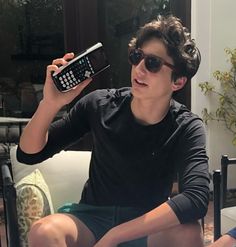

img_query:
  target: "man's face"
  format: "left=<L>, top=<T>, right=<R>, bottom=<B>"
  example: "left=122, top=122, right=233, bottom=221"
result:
left=130, top=38, right=177, bottom=101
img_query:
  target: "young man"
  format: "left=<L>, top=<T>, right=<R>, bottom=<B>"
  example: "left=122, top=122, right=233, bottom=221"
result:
left=209, top=228, right=236, bottom=247
left=17, top=15, right=210, bottom=247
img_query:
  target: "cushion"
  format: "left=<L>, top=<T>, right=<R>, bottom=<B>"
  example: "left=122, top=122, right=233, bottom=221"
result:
left=221, top=206, right=236, bottom=234
left=10, top=146, right=91, bottom=211
left=16, top=169, right=54, bottom=247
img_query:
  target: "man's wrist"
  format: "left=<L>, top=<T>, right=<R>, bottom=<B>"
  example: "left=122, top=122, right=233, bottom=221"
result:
left=105, top=228, right=121, bottom=245
left=39, top=99, right=62, bottom=113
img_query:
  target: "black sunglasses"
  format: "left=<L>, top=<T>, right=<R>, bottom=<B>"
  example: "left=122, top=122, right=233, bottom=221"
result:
left=128, top=48, right=177, bottom=73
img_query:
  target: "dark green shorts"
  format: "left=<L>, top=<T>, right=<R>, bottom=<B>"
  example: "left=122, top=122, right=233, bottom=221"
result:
left=57, top=203, right=147, bottom=247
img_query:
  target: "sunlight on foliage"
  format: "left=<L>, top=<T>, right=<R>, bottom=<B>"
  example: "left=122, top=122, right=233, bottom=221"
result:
left=199, top=48, right=236, bottom=145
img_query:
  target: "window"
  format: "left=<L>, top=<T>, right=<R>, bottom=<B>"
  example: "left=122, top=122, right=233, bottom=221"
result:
left=0, top=0, right=191, bottom=119
left=0, top=0, right=64, bottom=117
left=97, top=0, right=170, bottom=88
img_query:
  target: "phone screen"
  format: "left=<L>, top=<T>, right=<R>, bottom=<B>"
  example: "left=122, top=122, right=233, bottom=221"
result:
left=87, top=48, right=109, bottom=73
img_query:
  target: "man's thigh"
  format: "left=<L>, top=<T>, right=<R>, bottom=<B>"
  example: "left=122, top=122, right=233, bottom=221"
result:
left=147, top=221, right=204, bottom=247
left=118, top=237, right=147, bottom=247
left=117, top=221, right=203, bottom=247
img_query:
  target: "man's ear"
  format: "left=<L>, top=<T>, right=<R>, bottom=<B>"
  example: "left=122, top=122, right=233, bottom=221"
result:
left=172, top=77, right=187, bottom=91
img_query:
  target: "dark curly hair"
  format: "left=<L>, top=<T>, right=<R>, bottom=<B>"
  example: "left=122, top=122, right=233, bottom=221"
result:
left=128, top=15, right=201, bottom=81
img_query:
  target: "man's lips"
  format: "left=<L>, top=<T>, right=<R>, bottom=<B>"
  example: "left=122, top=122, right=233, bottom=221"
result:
left=134, top=79, right=148, bottom=86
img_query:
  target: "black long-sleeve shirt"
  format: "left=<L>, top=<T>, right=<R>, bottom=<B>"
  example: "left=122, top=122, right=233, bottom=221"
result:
left=17, top=87, right=210, bottom=223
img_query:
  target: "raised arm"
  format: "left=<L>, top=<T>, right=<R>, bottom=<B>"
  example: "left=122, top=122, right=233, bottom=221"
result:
left=19, top=53, right=92, bottom=154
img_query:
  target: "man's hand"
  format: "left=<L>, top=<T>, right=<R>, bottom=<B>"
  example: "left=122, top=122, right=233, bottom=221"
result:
left=43, top=52, right=92, bottom=109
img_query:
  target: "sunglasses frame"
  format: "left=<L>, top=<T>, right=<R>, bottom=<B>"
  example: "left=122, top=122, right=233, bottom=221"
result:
left=128, top=48, right=177, bottom=73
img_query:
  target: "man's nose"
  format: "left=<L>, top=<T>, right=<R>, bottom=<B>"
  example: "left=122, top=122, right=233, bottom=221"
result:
left=135, top=59, right=147, bottom=74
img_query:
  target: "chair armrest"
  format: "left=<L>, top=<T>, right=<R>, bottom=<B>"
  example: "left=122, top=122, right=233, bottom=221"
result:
left=221, top=155, right=236, bottom=207
left=1, top=161, right=14, bottom=186
left=213, top=169, right=221, bottom=241
left=1, top=160, right=20, bottom=247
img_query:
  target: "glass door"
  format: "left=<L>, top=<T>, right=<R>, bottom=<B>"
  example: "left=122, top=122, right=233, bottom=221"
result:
left=0, top=0, right=64, bottom=117
left=98, top=0, right=171, bottom=89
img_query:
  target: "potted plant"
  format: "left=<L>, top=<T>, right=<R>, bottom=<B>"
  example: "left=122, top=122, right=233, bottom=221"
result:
left=199, top=48, right=236, bottom=145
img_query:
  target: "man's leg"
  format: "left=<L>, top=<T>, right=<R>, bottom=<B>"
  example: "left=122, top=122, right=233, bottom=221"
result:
left=28, top=213, right=96, bottom=247
left=208, top=234, right=236, bottom=247
left=147, top=221, right=204, bottom=247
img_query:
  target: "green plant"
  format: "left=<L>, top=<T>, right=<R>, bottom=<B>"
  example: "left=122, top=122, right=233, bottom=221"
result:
left=199, top=48, right=236, bottom=145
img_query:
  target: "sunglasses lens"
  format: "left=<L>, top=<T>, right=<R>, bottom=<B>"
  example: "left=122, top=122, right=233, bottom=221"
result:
left=129, top=49, right=165, bottom=73
left=145, top=56, right=162, bottom=73
left=129, top=49, right=143, bottom=65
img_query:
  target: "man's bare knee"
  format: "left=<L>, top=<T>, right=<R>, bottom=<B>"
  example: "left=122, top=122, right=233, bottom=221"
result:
left=28, top=214, right=96, bottom=247
left=28, top=216, right=65, bottom=247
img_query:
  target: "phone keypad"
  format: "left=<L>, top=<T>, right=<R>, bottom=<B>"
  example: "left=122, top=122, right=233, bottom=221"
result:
left=55, top=57, right=94, bottom=91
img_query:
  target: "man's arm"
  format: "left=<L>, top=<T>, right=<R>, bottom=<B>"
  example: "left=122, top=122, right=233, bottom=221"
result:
left=94, top=118, right=209, bottom=246
left=94, top=202, right=179, bottom=246
left=19, top=99, right=61, bottom=154
left=19, top=53, right=91, bottom=154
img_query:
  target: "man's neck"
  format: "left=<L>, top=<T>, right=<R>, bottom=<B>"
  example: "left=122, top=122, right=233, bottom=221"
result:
left=130, top=97, right=171, bottom=125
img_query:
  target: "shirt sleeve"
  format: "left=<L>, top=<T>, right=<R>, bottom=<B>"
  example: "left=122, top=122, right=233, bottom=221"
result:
left=17, top=95, right=91, bottom=164
left=167, top=118, right=210, bottom=223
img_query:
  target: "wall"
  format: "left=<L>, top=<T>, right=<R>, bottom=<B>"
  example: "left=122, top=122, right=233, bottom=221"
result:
left=191, top=0, right=236, bottom=188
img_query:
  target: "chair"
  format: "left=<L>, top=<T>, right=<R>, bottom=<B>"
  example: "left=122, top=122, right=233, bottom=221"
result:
left=0, top=145, right=91, bottom=247
left=213, top=155, right=236, bottom=241
left=0, top=146, right=206, bottom=246
left=1, top=160, right=20, bottom=247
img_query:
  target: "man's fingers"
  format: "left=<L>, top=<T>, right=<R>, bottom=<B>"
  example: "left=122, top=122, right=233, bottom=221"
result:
left=52, top=53, right=74, bottom=66
left=52, top=58, right=67, bottom=66
left=63, top=52, right=74, bottom=61
left=46, top=65, right=58, bottom=77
